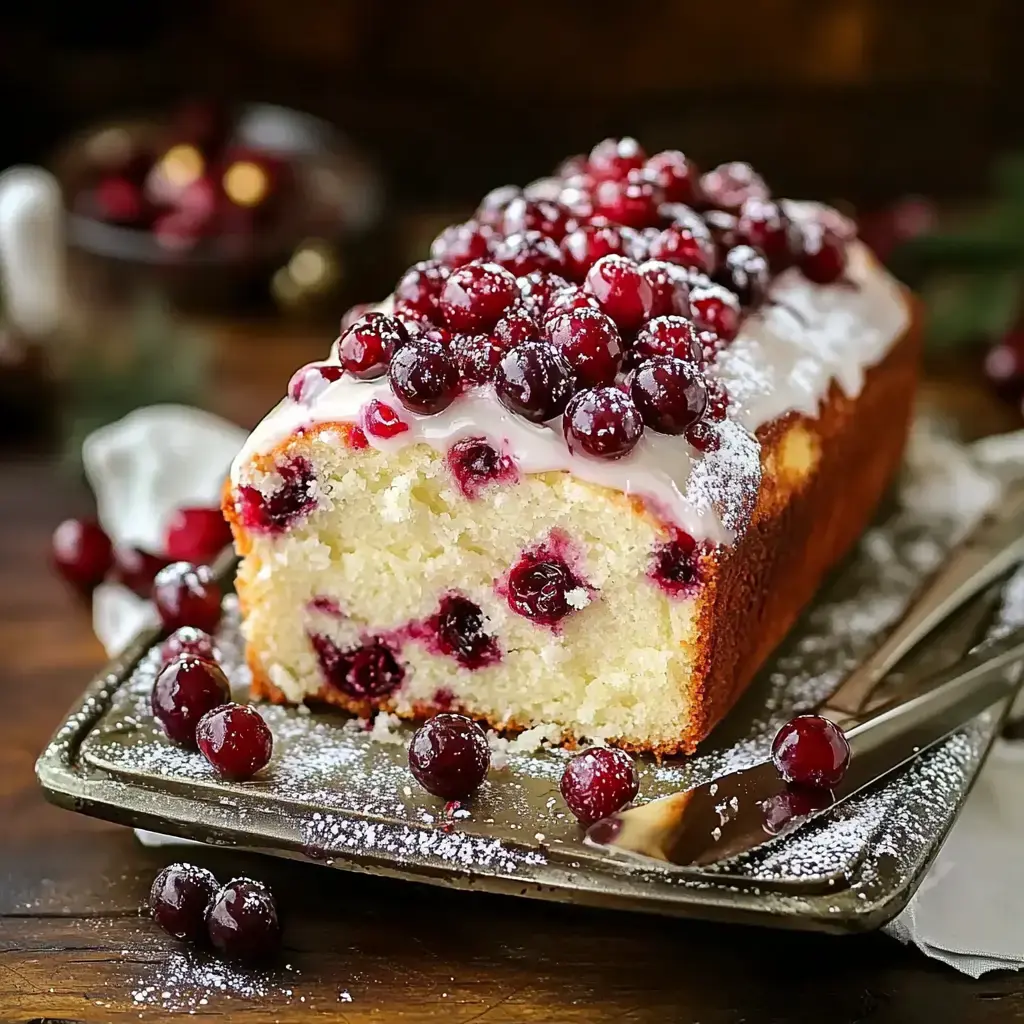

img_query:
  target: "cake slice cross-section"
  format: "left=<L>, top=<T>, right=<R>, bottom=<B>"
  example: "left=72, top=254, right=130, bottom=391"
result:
left=225, top=139, right=918, bottom=755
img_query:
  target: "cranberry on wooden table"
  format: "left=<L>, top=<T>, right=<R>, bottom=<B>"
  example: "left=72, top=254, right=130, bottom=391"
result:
left=206, top=878, right=281, bottom=961
left=149, top=863, right=219, bottom=941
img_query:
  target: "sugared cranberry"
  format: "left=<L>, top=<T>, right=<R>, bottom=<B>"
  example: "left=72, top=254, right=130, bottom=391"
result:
left=640, top=260, right=690, bottom=319
left=430, top=220, right=493, bottom=267
left=440, top=261, right=519, bottom=333
left=516, top=270, right=570, bottom=315
left=715, top=245, right=770, bottom=308
left=159, top=626, right=217, bottom=668
left=362, top=398, right=409, bottom=439
left=737, top=196, right=792, bottom=269
left=561, top=223, right=633, bottom=281
left=165, top=507, right=232, bottom=565
left=564, top=387, right=643, bottom=460
left=588, top=137, right=647, bottom=181
left=430, top=594, right=501, bottom=669
left=644, top=150, right=700, bottom=205
left=52, top=518, right=113, bottom=592
left=797, top=224, right=847, bottom=284
left=408, top=713, right=490, bottom=799
left=340, top=302, right=374, bottom=331
left=542, top=285, right=601, bottom=327
left=402, top=320, right=453, bottom=348
left=584, top=255, right=655, bottom=333
left=704, top=209, right=740, bottom=256
left=506, top=555, right=586, bottom=626
left=771, top=715, right=851, bottom=788
left=501, top=197, right=572, bottom=240
left=476, top=184, right=521, bottom=227
left=649, top=533, right=699, bottom=596
left=592, top=174, right=661, bottom=230
left=113, top=546, right=170, bottom=597
left=545, top=307, right=623, bottom=387
left=206, top=878, right=281, bottom=961
left=700, top=162, right=769, bottom=212
left=394, top=260, right=450, bottom=320
left=337, top=313, right=407, bottom=379
left=310, top=634, right=405, bottom=699
left=149, top=863, right=219, bottom=941
left=153, top=562, right=222, bottom=633
left=703, top=378, right=730, bottom=421
left=560, top=747, right=639, bottom=826
left=629, top=356, right=708, bottom=434
left=493, top=306, right=539, bottom=349
left=196, top=702, right=273, bottom=781
left=762, top=785, right=836, bottom=836
left=494, top=341, right=576, bottom=422
left=685, top=419, right=721, bottom=453
left=647, top=224, right=715, bottom=273
left=237, top=457, right=317, bottom=534
left=689, top=283, right=741, bottom=342
left=446, top=437, right=516, bottom=499
left=288, top=362, right=345, bottom=404
left=631, top=316, right=702, bottom=365
left=523, top=176, right=563, bottom=201
left=451, top=333, right=506, bottom=385
left=151, top=655, right=231, bottom=747
left=388, top=339, right=460, bottom=414
left=492, top=231, right=565, bottom=276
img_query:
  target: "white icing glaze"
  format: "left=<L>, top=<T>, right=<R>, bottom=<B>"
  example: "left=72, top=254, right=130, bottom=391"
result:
left=231, top=237, right=909, bottom=546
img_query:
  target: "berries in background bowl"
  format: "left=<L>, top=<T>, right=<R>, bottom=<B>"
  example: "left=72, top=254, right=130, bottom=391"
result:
left=494, top=341, right=577, bottom=422
left=388, top=338, right=460, bottom=415
left=206, top=878, right=281, bottom=961
left=337, top=312, right=407, bottom=379
left=153, top=561, right=223, bottom=633
left=150, top=862, right=219, bottom=941
left=159, top=626, right=217, bottom=668
left=564, top=387, right=644, bottom=460
left=629, top=356, right=708, bottom=435
left=771, top=714, right=851, bottom=788
left=408, top=713, right=490, bottom=799
left=165, top=506, right=233, bottom=565
left=196, top=703, right=273, bottom=780
left=440, top=261, right=519, bottom=333
left=584, top=255, right=654, bottom=333
left=545, top=307, right=623, bottom=387
left=560, top=747, right=639, bottom=826
left=52, top=518, right=113, bottom=592
left=151, top=655, right=231, bottom=747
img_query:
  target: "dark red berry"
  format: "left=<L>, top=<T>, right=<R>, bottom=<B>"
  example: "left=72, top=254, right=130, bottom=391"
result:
left=647, top=224, right=715, bottom=273
left=165, top=507, right=232, bottom=566
left=542, top=285, right=601, bottom=327
left=494, top=341, right=577, bottom=422
left=704, top=209, right=740, bottom=256
left=629, top=356, right=708, bottom=434
left=771, top=715, right=851, bottom=788
left=288, top=362, right=345, bottom=403
left=545, top=307, right=623, bottom=387
left=388, top=339, right=460, bottom=414
left=592, top=174, right=661, bottom=229
left=494, top=306, right=540, bottom=349
left=196, top=702, right=273, bottom=781
left=715, top=245, right=770, bottom=308
left=408, top=713, right=490, bottom=799
left=506, top=555, right=586, bottom=626
left=737, top=196, right=792, bottom=269
left=700, top=162, right=769, bottom=212
left=689, top=283, right=741, bottom=342
left=561, top=223, right=633, bottom=281
left=588, top=137, right=646, bottom=180
left=501, top=197, right=572, bottom=240
left=151, top=656, right=231, bottom=747
left=564, top=387, right=643, bottom=460
left=395, top=260, right=450, bottom=320
left=159, top=626, right=217, bottom=668
left=440, top=261, right=519, bottom=333
left=446, top=437, right=517, bottom=499
left=362, top=398, right=408, bottom=439
left=644, top=150, right=700, bottom=205
left=584, top=255, right=654, bottom=333
left=492, top=231, right=565, bottom=276
left=206, top=878, right=281, bottom=961
left=631, top=316, right=702, bottom=365
left=516, top=271, right=570, bottom=315
left=337, top=313, right=407, bottom=379
left=649, top=533, right=700, bottom=596
left=429, top=594, right=501, bottom=669
left=685, top=419, right=721, bottom=453
left=309, top=634, right=405, bottom=699
left=560, top=747, right=639, bottom=826
left=797, top=224, right=847, bottom=284
left=237, top=457, right=318, bottom=534
left=640, top=260, right=690, bottom=318
left=476, top=185, right=520, bottom=227
left=557, top=153, right=589, bottom=177
left=113, top=547, right=170, bottom=598
left=153, top=562, right=222, bottom=634
left=430, top=220, right=493, bottom=267
left=52, top=518, right=113, bottom=592
left=703, top=378, right=730, bottom=421
left=451, top=333, right=507, bottom=385
left=149, top=863, right=219, bottom=941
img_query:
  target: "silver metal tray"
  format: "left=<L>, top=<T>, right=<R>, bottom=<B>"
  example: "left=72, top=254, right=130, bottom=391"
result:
left=36, top=474, right=1024, bottom=933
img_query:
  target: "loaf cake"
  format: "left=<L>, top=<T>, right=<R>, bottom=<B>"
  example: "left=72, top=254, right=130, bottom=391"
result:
left=224, top=139, right=918, bottom=755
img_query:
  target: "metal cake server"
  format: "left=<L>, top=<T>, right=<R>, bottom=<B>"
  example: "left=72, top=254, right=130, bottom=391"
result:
left=585, top=479, right=1024, bottom=872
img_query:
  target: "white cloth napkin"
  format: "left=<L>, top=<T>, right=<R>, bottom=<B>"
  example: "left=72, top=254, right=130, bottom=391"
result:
left=84, top=406, right=1024, bottom=975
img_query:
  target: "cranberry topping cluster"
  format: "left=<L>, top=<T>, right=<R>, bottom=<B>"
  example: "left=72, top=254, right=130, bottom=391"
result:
left=314, top=138, right=852, bottom=465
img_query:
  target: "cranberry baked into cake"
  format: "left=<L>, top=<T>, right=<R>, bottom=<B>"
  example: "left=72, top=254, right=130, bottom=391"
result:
left=225, top=139, right=918, bottom=755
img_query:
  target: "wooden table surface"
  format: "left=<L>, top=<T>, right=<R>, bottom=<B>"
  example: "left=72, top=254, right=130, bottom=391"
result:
left=3, top=325, right=1024, bottom=1023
